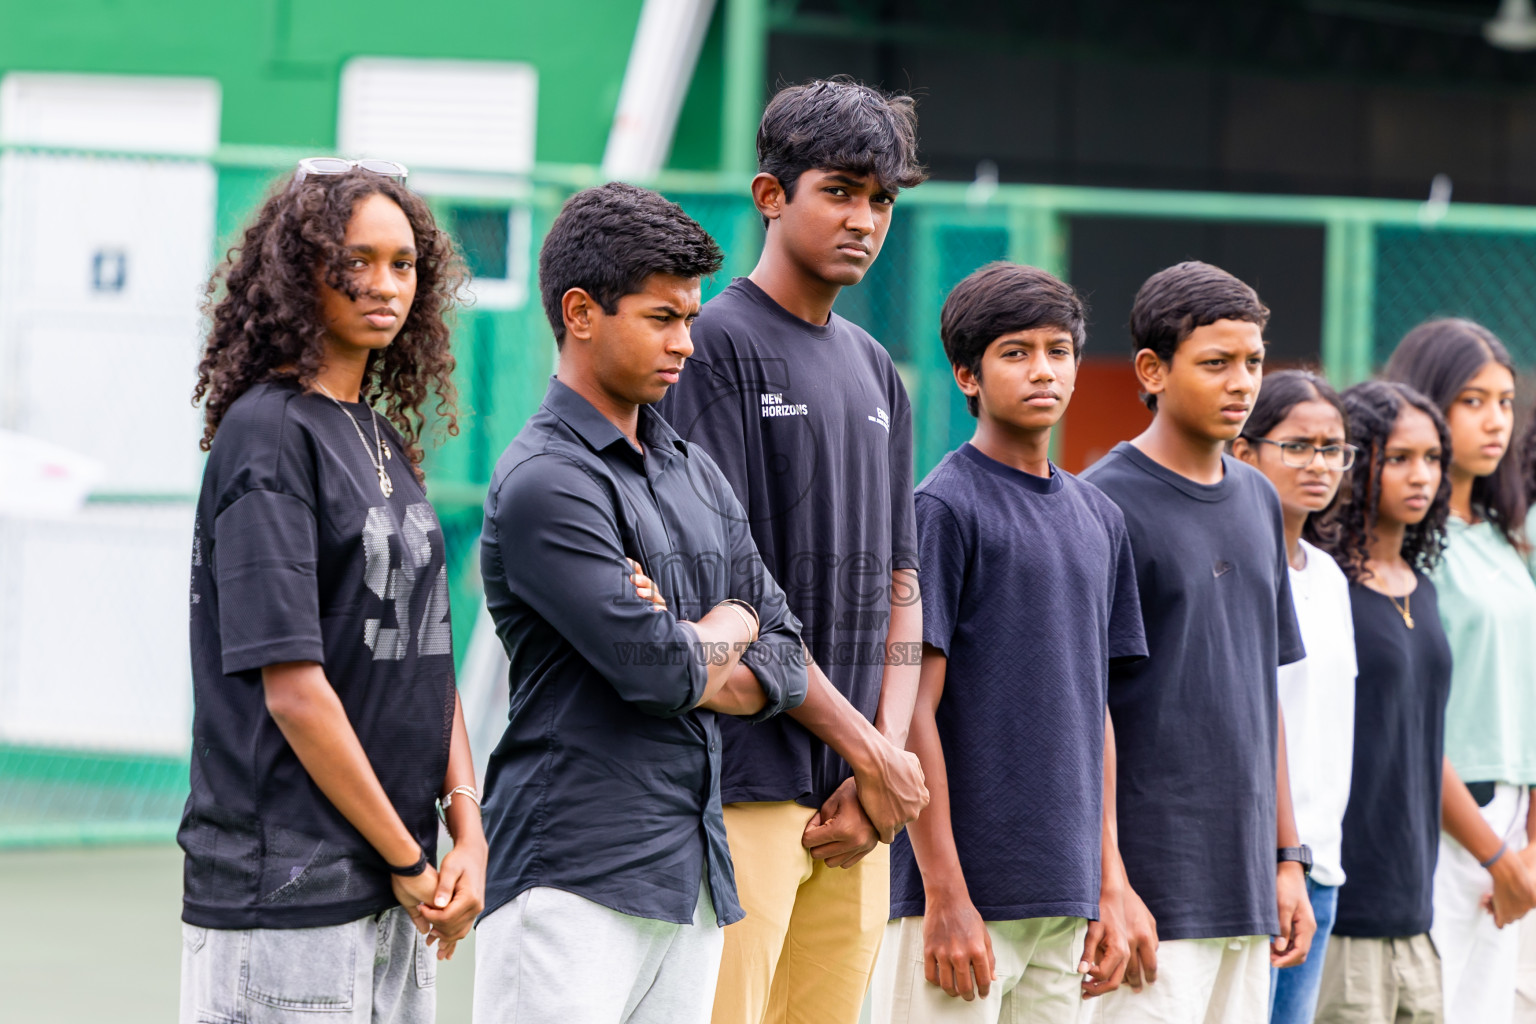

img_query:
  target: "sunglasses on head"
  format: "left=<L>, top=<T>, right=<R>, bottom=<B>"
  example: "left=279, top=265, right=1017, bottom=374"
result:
left=290, top=157, right=410, bottom=189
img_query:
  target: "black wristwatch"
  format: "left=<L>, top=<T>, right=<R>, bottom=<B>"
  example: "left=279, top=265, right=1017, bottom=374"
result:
left=1278, top=845, right=1313, bottom=877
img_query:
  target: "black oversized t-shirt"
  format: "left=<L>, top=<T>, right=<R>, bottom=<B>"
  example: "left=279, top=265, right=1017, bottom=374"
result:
left=656, top=277, right=918, bottom=806
left=182, top=380, right=456, bottom=929
left=1333, top=576, right=1452, bottom=938
left=890, top=445, right=1146, bottom=922
left=1082, top=442, right=1305, bottom=940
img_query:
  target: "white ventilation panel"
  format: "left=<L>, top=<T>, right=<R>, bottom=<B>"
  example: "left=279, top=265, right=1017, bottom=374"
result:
left=338, top=58, right=538, bottom=173
left=0, top=72, right=220, bottom=156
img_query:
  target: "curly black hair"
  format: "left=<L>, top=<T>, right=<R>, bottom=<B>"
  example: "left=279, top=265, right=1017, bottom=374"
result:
left=193, top=169, right=465, bottom=475
left=1325, top=380, right=1452, bottom=584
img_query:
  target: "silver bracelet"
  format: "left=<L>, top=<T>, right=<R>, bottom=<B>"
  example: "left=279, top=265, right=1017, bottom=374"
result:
left=436, top=785, right=481, bottom=826
left=717, top=598, right=760, bottom=643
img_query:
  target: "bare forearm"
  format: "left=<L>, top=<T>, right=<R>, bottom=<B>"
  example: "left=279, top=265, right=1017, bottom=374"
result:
left=441, top=694, right=483, bottom=847
left=874, top=569, right=922, bottom=747
left=906, top=651, right=964, bottom=896
left=263, top=662, right=420, bottom=867
left=1102, top=710, right=1127, bottom=891
left=698, top=662, right=769, bottom=716
left=786, top=657, right=881, bottom=774
left=1275, top=708, right=1300, bottom=849
left=906, top=710, right=965, bottom=898
left=687, top=606, right=757, bottom=708
left=1443, top=758, right=1503, bottom=862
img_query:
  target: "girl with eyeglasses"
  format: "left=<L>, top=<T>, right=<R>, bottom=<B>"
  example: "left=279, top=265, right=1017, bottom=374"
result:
left=1384, top=319, right=1536, bottom=1024
left=1314, top=381, right=1454, bottom=1024
left=182, top=161, right=484, bottom=1024
left=1232, top=370, right=1358, bottom=1024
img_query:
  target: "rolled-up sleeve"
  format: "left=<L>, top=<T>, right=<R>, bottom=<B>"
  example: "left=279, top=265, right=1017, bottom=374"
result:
left=490, top=453, right=708, bottom=717
left=718, top=468, right=807, bottom=723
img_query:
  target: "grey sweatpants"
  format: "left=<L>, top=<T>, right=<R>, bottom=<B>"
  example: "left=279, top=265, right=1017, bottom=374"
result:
left=179, top=907, right=435, bottom=1024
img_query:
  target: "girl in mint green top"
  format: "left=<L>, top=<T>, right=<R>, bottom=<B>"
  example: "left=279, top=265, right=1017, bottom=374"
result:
left=1385, top=318, right=1534, bottom=1024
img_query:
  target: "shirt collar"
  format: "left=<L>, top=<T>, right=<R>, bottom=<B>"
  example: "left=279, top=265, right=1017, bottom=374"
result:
left=542, top=377, right=688, bottom=460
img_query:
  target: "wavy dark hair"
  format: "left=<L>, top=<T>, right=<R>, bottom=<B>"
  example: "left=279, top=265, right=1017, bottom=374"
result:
left=1383, top=317, right=1526, bottom=550
left=1326, top=380, right=1452, bottom=584
left=756, top=75, right=927, bottom=227
left=193, top=169, right=464, bottom=474
left=1523, top=413, right=1536, bottom=510
left=1237, top=369, right=1350, bottom=549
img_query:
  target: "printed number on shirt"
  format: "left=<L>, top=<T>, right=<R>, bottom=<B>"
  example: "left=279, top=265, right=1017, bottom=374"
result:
left=362, top=503, right=452, bottom=660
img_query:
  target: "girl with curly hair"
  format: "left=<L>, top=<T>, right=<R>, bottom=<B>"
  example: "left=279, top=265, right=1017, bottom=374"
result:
left=180, top=162, right=484, bottom=1024
left=1384, top=319, right=1536, bottom=1024
left=1314, top=381, right=1453, bottom=1024
left=1231, top=370, right=1357, bottom=1024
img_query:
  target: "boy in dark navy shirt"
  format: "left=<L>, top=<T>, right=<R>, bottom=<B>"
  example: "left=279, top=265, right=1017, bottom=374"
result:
left=869, top=263, right=1147, bottom=1023
left=658, top=77, right=930, bottom=1024
left=1081, top=261, right=1314, bottom=1024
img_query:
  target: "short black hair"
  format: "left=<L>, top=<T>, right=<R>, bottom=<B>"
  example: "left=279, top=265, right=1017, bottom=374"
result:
left=757, top=76, right=928, bottom=206
left=538, top=182, right=723, bottom=346
left=1130, top=261, right=1271, bottom=410
left=940, top=262, right=1086, bottom=417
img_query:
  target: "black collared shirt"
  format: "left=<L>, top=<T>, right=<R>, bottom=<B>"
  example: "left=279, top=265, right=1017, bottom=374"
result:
left=479, top=379, right=807, bottom=926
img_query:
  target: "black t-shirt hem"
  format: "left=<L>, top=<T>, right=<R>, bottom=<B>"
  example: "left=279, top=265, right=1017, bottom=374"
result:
left=1154, top=918, right=1280, bottom=941
left=182, top=894, right=394, bottom=931
left=221, top=637, right=327, bottom=676
left=478, top=879, right=742, bottom=929
left=891, top=898, right=1100, bottom=923
left=1330, top=920, right=1434, bottom=939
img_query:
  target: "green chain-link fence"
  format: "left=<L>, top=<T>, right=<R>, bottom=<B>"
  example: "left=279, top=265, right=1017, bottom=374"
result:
left=5, top=146, right=1536, bottom=846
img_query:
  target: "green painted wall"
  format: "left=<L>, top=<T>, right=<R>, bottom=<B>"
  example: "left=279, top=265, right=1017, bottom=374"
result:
left=0, top=0, right=654, bottom=163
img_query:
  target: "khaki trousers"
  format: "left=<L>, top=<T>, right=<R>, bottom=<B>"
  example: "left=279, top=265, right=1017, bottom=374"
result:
left=1315, top=933, right=1442, bottom=1024
left=712, top=800, right=891, bottom=1024
left=870, top=914, right=1088, bottom=1024
left=1081, top=935, right=1270, bottom=1024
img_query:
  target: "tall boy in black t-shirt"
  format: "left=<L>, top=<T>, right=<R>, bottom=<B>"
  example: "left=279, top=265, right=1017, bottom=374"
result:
left=1080, top=261, right=1315, bottom=1024
left=657, top=78, right=931, bottom=1024
left=870, top=263, right=1148, bottom=1023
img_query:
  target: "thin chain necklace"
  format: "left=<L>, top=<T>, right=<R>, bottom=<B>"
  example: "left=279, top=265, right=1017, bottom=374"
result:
left=1389, top=591, right=1415, bottom=630
left=315, top=382, right=394, bottom=497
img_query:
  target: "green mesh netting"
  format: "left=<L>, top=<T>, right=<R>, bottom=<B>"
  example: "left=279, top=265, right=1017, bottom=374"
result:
left=1375, top=226, right=1536, bottom=367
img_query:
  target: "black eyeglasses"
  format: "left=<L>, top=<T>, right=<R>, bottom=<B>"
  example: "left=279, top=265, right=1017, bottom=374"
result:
left=1249, top=438, right=1360, bottom=470
left=291, top=157, right=410, bottom=189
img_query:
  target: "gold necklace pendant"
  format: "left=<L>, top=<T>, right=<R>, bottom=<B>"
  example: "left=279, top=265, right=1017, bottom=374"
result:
left=1391, top=592, right=1414, bottom=629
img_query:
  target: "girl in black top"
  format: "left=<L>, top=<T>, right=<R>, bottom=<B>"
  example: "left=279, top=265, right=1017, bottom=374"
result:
left=1316, top=381, right=1453, bottom=1024
left=181, top=161, right=484, bottom=1024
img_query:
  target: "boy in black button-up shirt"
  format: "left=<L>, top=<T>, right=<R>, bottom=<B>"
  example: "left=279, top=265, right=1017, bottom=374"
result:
left=474, top=183, right=808, bottom=1024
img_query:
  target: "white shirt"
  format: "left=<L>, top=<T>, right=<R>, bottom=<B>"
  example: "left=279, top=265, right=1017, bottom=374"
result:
left=1278, top=538, right=1358, bottom=887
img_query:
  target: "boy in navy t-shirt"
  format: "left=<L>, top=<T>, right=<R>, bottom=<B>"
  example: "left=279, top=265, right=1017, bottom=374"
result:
left=658, top=78, right=930, bottom=1024
left=1080, top=261, right=1314, bottom=1024
left=870, top=263, right=1147, bottom=1023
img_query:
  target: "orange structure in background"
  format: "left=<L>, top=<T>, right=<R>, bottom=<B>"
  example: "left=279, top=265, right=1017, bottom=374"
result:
left=1057, top=360, right=1152, bottom=474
